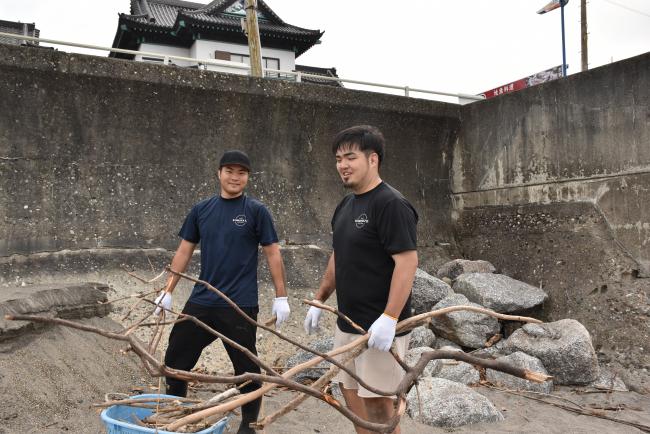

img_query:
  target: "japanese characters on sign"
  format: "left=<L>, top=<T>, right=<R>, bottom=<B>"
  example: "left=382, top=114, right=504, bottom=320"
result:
left=479, top=65, right=564, bottom=99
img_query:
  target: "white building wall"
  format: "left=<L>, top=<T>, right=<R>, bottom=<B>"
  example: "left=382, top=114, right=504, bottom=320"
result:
left=135, top=40, right=296, bottom=75
left=190, top=40, right=247, bottom=75
left=136, top=43, right=192, bottom=67
left=191, top=39, right=295, bottom=74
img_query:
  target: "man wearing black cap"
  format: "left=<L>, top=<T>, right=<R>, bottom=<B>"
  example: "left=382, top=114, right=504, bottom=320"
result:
left=154, top=150, right=289, bottom=434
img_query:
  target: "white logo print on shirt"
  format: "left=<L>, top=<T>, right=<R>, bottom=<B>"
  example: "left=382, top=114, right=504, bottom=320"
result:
left=233, top=214, right=247, bottom=226
left=355, top=213, right=369, bottom=228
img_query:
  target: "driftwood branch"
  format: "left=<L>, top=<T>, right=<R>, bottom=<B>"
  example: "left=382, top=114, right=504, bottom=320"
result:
left=486, top=384, right=650, bottom=433
left=139, top=299, right=280, bottom=376
left=304, top=299, right=410, bottom=372
left=122, top=266, right=167, bottom=284
left=98, top=289, right=158, bottom=306
left=253, top=336, right=369, bottom=430
left=5, top=267, right=549, bottom=434
left=93, top=396, right=201, bottom=408
left=4, top=313, right=400, bottom=432
left=168, top=269, right=401, bottom=397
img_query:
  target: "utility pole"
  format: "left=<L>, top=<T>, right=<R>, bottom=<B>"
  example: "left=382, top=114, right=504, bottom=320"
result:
left=244, top=0, right=263, bottom=77
left=581, top=0, right=588, bottom=71
left=537, top=0, right=569, bottom=78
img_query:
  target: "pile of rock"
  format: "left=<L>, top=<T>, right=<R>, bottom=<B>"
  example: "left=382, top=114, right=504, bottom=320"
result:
left=405, top=259, right=608, bottom=428
left=286, top=258, right=617, bottom=430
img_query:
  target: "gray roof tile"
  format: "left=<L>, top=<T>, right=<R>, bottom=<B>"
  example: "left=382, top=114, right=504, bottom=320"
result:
left=123, top=0, right=321, bottom=38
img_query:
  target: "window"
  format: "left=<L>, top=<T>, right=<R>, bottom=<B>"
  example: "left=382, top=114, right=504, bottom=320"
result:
left=230, top=53, right=251, bottom=65
left=264, top=57, right=279, bottom=70
left=230, top=54, right=279, bottom=68
left=142, top=56, right=164, bottom=63
left=229, top=54, right=282, bottom=77
left=214, top=50, right=231, bottom=61
left=264, top=57, right=280, bottom=77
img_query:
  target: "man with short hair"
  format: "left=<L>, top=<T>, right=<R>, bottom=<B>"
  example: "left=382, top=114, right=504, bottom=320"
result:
left=304, top=125, right=418, bottom=434
left=155, top=150, right=290, bottom=434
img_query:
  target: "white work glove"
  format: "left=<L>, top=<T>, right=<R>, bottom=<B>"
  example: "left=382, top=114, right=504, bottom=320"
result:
left=272, top=296, right=291, bottom=328
left=153, top=290, right=172, bottom=316
left=303, top=303, right=323, bottom=334
left=368, top=313, right=397, bottom=352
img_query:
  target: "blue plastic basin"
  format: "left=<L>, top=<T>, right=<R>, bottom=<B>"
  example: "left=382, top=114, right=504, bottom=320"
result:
left=100, top=394, right=229, bottom=434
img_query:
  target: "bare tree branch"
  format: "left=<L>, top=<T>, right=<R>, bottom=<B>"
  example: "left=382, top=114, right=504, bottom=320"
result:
left=168, top=268, right=401, bottom=397
left=486, top=384, right=650, bottom=433
left=4, top=268, right=548, bottom=434
left=304, top=299, right=410, bottom=371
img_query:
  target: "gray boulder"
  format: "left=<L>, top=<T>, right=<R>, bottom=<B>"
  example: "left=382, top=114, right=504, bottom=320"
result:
left=432, top=337, right=462, bottom=351
left=486, top=352, right=553, bottom=393
left=407, top=377, right=504, bottom=427
left=431, top=357, right=480, bottom=385
left=408, top=326, right=436, bottom=349
left=411, top=269, right=453, bottom=315
left=406, top=345, right=478, bottom=384
left=453, top=273, right=548, bottom=313
left=502, top=319, right=599, bottom=385
left=405, top=346, right=437, bottom=377
left=471, top=339, right=507, bottom=359
left=589, top=369, right=628, bottom=391
left=285, top=337, right=333, bottom=382
left=436, top=259, right=496, bottom=281
left=429, top=294, right=501, bottom=349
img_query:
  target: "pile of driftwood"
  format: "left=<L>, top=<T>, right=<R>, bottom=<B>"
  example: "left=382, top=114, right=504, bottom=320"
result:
left=5, top=267, right=550, bottom=433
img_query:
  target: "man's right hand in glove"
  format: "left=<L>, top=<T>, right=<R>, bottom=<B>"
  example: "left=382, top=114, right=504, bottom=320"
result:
left=303, top=302, right=323, bottom=334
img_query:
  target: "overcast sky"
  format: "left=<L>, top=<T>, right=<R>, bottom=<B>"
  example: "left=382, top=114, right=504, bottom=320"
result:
left=2, top=0, right=649, bottom=101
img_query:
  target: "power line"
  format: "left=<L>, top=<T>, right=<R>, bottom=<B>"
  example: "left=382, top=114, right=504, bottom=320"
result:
left=601, top=0, right=650, bottom=19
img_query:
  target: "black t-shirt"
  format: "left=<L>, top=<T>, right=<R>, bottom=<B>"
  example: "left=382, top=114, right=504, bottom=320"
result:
left=332, top=182, right=418, bottom=335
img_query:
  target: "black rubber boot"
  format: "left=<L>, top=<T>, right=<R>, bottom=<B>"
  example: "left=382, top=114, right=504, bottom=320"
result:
left=165, top=379, right=188, bottom=398
left=237, top=397, right=261, bottom=433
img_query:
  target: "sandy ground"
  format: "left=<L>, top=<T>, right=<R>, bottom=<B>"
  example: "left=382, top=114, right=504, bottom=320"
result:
left=255, top=387, right=650, bottom=434
left=1, top=279, right=650, bottom=434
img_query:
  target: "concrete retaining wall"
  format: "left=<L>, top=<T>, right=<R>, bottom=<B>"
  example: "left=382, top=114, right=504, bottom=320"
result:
left=0, top=43, right=459, bottom=259
left=453, top=52, right=650, bottom=368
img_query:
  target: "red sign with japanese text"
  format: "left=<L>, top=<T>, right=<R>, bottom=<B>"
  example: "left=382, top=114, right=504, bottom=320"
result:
left=479, top=65, right=563, bottom=99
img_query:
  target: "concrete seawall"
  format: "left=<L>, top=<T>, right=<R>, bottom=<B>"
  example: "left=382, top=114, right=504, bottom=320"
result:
left=0, top=43, right=459, bottom=258
left=454, top=52, right=650, bottom=276
left=454, top=52, right=650, bottom=368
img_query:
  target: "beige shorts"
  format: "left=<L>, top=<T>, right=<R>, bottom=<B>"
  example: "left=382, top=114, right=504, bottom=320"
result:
left=332, top=325, right=411, bottom=398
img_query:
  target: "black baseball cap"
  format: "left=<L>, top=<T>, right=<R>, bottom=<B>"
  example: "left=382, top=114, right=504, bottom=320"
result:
left=219, top=150, right=251, bottom=172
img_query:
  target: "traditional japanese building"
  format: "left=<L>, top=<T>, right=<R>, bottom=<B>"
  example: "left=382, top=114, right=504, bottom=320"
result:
left=111, top=0, right=340, bottom=85
left=0, top=20, right=39, bottom=46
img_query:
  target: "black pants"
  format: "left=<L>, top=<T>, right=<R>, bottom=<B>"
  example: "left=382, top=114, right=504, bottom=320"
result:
left=164, top=302, right=262, bottom=425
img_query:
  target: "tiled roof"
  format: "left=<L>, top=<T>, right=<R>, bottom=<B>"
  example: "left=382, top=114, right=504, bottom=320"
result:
left=127, top=0, right=195, bottom=27
left=295, top=64, right=342, bottom=87
left=0, top=20, right=40, bottom=46
left=130, top=0, right=207, bottom=15
left=183, top=12, right=319, bottom=37
left=185, top=0, right=234, bottom=16
left=123, top=0, right=321, bottom=38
